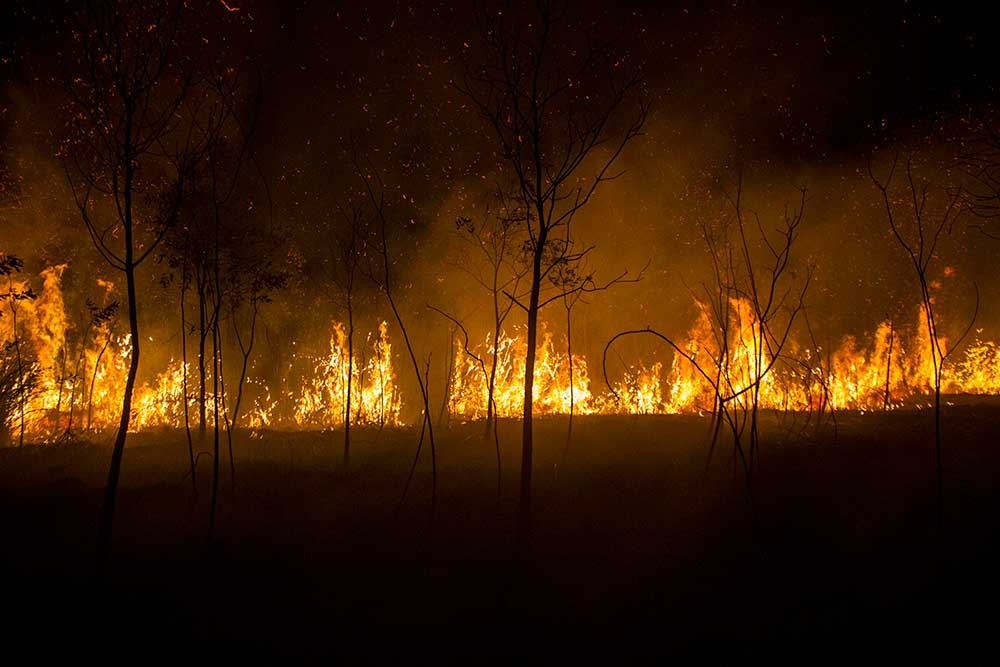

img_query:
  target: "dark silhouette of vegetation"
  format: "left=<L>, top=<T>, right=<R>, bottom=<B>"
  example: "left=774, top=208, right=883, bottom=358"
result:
left=428, top=194, right=531, bottom=507
left=353, top=153, right=438, bottom=524
left=957, top=109, right=1000, bottom=234
left=868, top=152, right=979, bottom=532
left=328, top=199, right=375, bottom=471
left=2, top=255, right=40, bottom=447
left=63, top=0, right=213, bottom=576
left=604, top=177, right=811, bottom=507
left=457, top=0, right=647, bottom=547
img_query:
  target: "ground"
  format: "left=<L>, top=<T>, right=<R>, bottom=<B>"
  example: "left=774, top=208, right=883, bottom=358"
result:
left=2, top=407, right=999, bottom=663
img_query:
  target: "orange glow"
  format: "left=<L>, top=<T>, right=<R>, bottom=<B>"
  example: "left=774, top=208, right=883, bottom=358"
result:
left=3, top=265, right=999, bottom=442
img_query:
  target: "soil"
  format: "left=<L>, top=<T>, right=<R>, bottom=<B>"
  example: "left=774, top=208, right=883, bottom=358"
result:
left=2, top=407, right=999, bottom=663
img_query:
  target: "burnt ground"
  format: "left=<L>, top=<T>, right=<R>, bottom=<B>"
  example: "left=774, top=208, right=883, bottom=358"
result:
left=2, top=406, right=1000, bottom=663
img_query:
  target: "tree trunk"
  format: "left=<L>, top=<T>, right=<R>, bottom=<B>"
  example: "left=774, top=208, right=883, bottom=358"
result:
left=180, top=265, right=197, bottom=494
left=344, top=298, right=353, bottom=470
left=96, top=135, right=139, bottom=579
left=209, top=311, right=220, bottom=538
left=884, top=319, right=894, bottom=411
left=564, top=304, right=574, bottom=457
left=96, top=260, right=139, bottom=579
left=198, top=272, right=207, bottom=439
left=54, top=344, right=69, bottom=434
left=489, top=324, right=502, bottom=508
left=67, top=322, right=93, bottom=433
left=518, top=241, right=544, bottom=549
left=88, top=335, right=110, bottom=431
left=11, top=291, right=26, bottom=447
left=437, top=327, right=454, bottom=430
left=934, top=377, right=943, bottom=533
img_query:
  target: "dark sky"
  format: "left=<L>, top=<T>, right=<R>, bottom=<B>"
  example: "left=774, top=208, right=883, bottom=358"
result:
left=3, top=1, right=999, bottom=159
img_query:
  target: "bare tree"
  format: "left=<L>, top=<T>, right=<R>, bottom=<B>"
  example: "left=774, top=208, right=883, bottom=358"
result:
left=604, top=177, right=810, bottom=507
left=450, top=192, right=530, bottom=437
left=63, top=0, right=210, bottom=576
left=428, top=192, right=530, bottom=506
left=196, top=59, right=269, bottom=537
left=956, top=109, right=1000, bottom=234
left=328, top=199, right=374, bottom=470
left=353, top=154, right=438, bottom=522
left=869, top=152, right=979, bottom=531
left=457, top=0, right=647, bottom=545
left=549, top=245, right=589, bottom=458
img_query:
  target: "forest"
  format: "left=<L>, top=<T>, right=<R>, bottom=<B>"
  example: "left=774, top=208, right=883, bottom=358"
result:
left=3, top=0, right=1000, bottom=662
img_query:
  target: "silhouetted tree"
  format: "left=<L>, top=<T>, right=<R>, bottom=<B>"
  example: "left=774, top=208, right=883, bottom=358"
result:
left=353, top=154, right=438, bottom=522
left=957, top=109, right=1000, bottom=234
left=605, top=176, right=811, bottom=508
left=429, top=191, right=530, bottom=505
left=549, top=244, right=589, bottom=458
left=869, top=152, right=979, bottom=531
left=63, top=0, right=210, bottom=576
left=457, top=0, right=647, bottom=546
left=450, top=192, right=530, bottom=437
left=328, top=199, right=374, bottom=470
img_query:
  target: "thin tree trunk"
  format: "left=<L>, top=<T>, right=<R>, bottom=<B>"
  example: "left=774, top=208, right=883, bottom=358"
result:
left=230, top=304, right=257, bottom=433
left=209, top=309, right=220, bottom=538
left=564, top=304, right=574, bottom=458
left=518, top=241, right=544, bottom=549
left=96, top=254, right=139, bottom=580
left=67, top=322, right=93, bottom=433
left=198, top=272, right=207, bottom=439
left=88, top=335, right=111, bottom=431
left=96, top=132, right=140, bottom=580
left=10, top=287, right=26, bottom=447
left=437, top=326, right=454, bottom=430
left=934, top=377, right=943, bottom=532
left=181, top=271, right=197, bottom=495
left=385, top=258, right=435, bottom=517
left=884, top=319, right=894, bottom=411
left=54, top=344, right=69, bottom=434
left=487, top=337, right=498, bottom=437
left=344, top=297, right=353, bottom=470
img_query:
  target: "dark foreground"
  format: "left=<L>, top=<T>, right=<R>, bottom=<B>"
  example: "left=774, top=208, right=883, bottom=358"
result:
left=3, top=407, right=1000, bottom=663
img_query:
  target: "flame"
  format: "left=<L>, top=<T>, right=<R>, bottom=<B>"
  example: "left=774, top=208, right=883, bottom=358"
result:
left=290, top=320, right=401, bottom=428
left=4, top=264, right=1000, bottom=444
left=449, top=325, right=594, bottom=418
left=446, top=298, right=994, bottom=418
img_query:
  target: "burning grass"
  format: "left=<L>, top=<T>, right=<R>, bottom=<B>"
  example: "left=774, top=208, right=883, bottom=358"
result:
left=3, top=265, right=1000, bottom=444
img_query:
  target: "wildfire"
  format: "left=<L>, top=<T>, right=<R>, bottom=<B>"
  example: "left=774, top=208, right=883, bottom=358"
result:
left=449, top=326, right=594, bottom=418
left=447, top=298, right=999, bottom=419
left=3, top=265, right=1000, bottom=444
left=290, top=320, right=401, bottom=428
